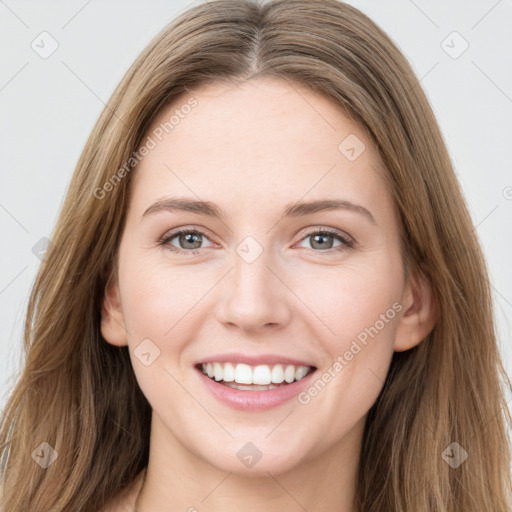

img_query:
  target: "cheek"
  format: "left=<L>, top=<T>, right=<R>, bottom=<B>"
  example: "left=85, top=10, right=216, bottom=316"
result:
left=119, top=254, right=207, bottom=340
left=118, top=260, right=202, bottom=410
left=292, top=262, right=402, bottom=446
left=292, top=252, right=403, bottom=406
left=297, top=256, right=403, bottom=351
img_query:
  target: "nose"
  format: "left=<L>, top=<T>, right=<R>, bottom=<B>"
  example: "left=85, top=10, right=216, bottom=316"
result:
left=215, top=245, right=292, bottom=334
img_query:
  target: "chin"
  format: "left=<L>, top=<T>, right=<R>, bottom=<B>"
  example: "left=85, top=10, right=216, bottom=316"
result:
left=200, top=440, right=307, bottom=477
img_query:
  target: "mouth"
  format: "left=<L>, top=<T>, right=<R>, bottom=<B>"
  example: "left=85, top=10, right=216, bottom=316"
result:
left=195, top=362, right=317, bottom=391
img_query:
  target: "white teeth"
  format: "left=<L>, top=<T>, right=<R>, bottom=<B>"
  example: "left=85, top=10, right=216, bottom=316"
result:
left=213, top=362, right=223, bottom=381
left=271, top=365, right=285, bottom=383
left=224, top=382, right=280, bottom=391
left=200, top=362, right=313, bottom=385
left=284, top=365, right=295, bottom=383
left=253, top=365, right=272, bottom=385
left=295, top=366, right=310, bottom=381
left=235, top=363, right=253, bottom=384
left=223, top=362, right=235, bottom=382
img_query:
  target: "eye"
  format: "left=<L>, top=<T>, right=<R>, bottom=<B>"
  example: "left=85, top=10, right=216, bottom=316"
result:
left=295, top=227, right=354, bottom=254
left=159, top=226, right=355, bottom=256
left=160, top=227, right=214, bottom=255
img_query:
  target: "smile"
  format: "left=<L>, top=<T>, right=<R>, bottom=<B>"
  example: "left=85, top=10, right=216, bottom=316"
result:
left=195, top=361, right=318, bottom=411
left=200, top=362, right=314, bottom=389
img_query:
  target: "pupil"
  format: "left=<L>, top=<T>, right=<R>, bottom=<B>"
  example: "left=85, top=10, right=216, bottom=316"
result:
left=182, top=232, right=201, bottom=249
left=312, top=234, right=332, bottom=249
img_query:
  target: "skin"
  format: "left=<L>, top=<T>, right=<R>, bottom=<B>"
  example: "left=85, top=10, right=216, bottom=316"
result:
left=100, top=77, right=436, bottom=512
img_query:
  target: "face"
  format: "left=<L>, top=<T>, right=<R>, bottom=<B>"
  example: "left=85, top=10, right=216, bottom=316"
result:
left=101, top=77, right=430, bottom=476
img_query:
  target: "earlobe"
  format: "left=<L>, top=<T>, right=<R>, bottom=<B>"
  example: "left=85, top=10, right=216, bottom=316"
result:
left=393, top=270, right=437, bottom=352
left=100, top=273, right=128, bottom=347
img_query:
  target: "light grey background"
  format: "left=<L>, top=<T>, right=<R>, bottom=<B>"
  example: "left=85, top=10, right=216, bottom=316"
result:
left=1, top=1, right=511, bottom=419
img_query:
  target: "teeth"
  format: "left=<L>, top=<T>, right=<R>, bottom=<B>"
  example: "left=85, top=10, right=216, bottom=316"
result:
left=200, top=362, right=313, bottom=385
left=284, top=365, right=295, bottom=383
left=253, top=365, right=272, bottom=385
left=213, top=362, right=223, bottom=381
left=271, top=364, right=285, bottom=383
left=224, top=382, right=280, bottom=391
left=294, top=366, right=310, bottom=380
left=235, top=363, right=252, bottom=384
left=223, top=362, right=235, bottom=382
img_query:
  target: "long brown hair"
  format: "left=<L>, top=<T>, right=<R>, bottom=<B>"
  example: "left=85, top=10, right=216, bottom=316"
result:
left=1, top=1, right=511, bottom=510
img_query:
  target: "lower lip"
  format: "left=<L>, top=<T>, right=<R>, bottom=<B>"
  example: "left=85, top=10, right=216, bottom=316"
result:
left=196, top=367, right=317, bottom=411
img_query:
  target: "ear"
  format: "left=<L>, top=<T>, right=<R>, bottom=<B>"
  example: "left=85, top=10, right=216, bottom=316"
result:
left=100, top=272, right=128, bottom=347
left=394, top=268, right=437, bottom=352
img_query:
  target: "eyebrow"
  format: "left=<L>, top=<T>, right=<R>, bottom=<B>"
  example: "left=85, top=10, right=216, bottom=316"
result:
left=141, top=196, right=376, bottom=225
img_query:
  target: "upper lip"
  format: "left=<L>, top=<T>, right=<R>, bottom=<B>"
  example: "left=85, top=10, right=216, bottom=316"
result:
left=195, top=353, right=317, bottom=368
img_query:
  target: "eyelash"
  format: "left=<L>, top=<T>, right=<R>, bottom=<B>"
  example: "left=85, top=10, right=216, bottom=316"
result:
left=158, top=226, right=355, bottom=256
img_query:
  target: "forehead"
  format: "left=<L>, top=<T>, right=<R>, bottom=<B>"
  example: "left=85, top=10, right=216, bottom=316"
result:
left=130, top=77, right=393, bottom=220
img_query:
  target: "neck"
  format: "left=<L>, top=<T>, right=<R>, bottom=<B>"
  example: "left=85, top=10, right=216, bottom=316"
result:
left=135, top=412, right=364, bottom=512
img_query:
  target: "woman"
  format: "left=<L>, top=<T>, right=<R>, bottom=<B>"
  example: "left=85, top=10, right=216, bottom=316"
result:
left=1, top=0, right=511, bottom=510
